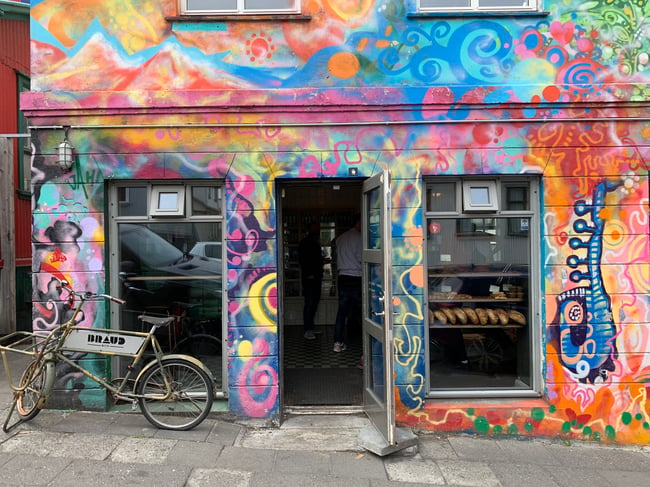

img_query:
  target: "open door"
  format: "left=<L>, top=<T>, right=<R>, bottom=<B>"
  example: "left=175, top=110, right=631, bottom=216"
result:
left=359, top=170, right=417, bottom=456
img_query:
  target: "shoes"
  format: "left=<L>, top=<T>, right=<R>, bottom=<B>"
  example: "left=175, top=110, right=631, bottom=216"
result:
left=304, top=331, right=316, bottom=340
left=333, top=342, right=347, bottom=353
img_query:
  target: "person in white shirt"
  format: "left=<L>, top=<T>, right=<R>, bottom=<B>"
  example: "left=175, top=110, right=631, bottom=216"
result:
left=332, top=214, right=362, bottom=352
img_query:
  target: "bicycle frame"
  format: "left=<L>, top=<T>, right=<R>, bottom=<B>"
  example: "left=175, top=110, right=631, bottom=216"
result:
left=1, top=281, right=213, bottom=432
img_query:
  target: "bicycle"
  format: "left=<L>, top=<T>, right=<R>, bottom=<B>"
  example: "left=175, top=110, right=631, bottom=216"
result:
left=0, top=279, right=215, bottom=433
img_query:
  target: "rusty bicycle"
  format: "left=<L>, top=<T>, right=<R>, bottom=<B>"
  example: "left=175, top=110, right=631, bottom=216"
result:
left=0, top=279, right=215, bottom=432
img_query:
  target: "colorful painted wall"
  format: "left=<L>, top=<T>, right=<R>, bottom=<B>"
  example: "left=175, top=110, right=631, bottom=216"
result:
left=23, top=0, right=650, bottom=443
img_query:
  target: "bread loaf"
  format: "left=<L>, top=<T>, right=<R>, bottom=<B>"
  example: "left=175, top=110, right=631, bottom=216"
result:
left=453, top=307, right=468, bottom=325
left=441, top=307, right=457, bottom=325
left=495, top=308, right=509, bottom=325
left=462, top=307, right=479, bottom=325
left=475, top=308, right=488, bottom=325
left=508, top=310, right=526, bottom=325
left=433, top=310, right=447, bottom=324
left=486, top=308, right=499, bottom=325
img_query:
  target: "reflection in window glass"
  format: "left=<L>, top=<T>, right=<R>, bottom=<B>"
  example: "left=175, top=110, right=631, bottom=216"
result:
left=118, top=187, right=147, bottom=217
left=367, top=263, right=384, bottom=326
left=192, top=186, right=222, bottom=216
left=370, top=336, right=385, bottom=399
left=426, top=183, right=456, bottom=213
left=366, top=187, right=381, bottom=249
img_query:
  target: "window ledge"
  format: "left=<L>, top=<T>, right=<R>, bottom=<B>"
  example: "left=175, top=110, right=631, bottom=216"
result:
left=166, top=14, right=311, bottom=23
left=407, top=10, right=550, bottom=19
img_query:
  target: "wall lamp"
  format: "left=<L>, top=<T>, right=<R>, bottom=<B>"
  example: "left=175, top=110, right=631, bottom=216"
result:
left=57, top=128, right=75, bottom=172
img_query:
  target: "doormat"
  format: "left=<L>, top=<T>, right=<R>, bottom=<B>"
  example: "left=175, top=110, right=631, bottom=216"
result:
left=284, top=367, right=363, bottom=406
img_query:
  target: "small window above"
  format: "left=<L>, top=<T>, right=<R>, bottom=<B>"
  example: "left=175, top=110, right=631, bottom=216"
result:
left=462, top=180, right=498, bottom=212
left=150, top=186, right=186, bottom=217
left=418, top=0, right=538, bottom=13
left=182, top=0, right=300, bottom=15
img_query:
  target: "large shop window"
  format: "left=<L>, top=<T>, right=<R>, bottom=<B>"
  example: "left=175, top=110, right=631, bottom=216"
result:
left=426, top=177, right=540, bottom=397
left=182, top=0, right=300, bottom=15
left=109, top=183, right=225, bottom=391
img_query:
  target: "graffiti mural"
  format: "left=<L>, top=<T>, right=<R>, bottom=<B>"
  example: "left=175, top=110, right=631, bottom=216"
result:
left=22, top=0, right=650, bottom=442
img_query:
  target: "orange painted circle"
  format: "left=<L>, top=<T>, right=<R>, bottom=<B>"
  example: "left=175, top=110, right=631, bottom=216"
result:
left=328, top=52, right=360, bottom=79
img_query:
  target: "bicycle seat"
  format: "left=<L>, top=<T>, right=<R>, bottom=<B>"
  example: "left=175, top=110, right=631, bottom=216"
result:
left=138, top=315, right=175, bottom=327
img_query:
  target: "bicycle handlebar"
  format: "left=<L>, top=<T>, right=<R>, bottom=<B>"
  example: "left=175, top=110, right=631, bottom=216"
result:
left=59, top=280, right=126, bottom=305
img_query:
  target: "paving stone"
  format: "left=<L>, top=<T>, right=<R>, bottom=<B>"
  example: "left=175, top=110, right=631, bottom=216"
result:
left=0, top=431, right=123, bottom=460
left=205, top=420, right=244, bottom=445
left=598, top=468, right=650, bottom=487
left=109, top=436, right=177, bottom=464
left=241, top=427, right=362, bottom=452
left=274, top=449, right=331, bottom=475
left=545, top=465, right=612, bottom=487
left=490, top=462, right=561, bottom=487
left=0, top=454, right=71, bottom=485
left=330, top=451, right=388, bottom=480
left=52, top=458, right=191, bottom=486
left=250, top=473, right=371, bottom=487
left=447, top=436, right=505, bottom=463
left=165, top=439, right=223, bottom=467
left=417, top=437, right=460, bottom=460
left=437, top=459, right=501, bottom=487
left=216, top=446, right=277, bottom=472
left=384, top=456, right=446, bottom=484
left=187, top=467, right=253, bottom=487
left=545, top=443, right=650, bottom=471
left=494, top=439, right=562, bottom=465
left=152, top=420, right=215, bottom=441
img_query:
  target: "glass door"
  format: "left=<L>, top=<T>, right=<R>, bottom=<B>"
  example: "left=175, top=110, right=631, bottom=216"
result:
left=361, top=170, right=396, bottom=446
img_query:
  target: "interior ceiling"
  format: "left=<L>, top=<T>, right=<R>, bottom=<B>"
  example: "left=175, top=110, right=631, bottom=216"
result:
left=281, top=182, right=362, bottom=210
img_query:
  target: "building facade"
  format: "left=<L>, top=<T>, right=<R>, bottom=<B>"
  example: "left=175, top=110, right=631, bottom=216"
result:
left=22, top=0, right=650, bottom=446
left=0, top=0, right=31, bottom=335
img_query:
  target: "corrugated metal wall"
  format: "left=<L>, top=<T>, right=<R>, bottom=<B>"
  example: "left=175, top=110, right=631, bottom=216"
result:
left=0, top=16, right=31, bottom=262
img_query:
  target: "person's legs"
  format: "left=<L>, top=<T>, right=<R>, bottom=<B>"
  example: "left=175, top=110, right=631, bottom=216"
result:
left=334, top=278, right=352, bottom=345
left=302, top=279, right=321, bottom=338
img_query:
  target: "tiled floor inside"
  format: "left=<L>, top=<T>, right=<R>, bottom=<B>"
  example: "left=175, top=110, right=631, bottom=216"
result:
left=283, top=325, right=362, bottom=368
left=283, top=325, right=363, bottom=406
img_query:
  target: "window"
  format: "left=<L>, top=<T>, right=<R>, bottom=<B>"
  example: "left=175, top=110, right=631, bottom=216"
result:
left=462, top=180, right=498, bottom=212
left=17, top=73, right=31, bottom=194
left=418, top=0, right=538, bottom=13
left=150, top=185, right=185, bottom=217
left=426, top=177, right=540, bottom=397
left=110, top=182, right=225, bottom=391
left=182, top=0, right=299, bottom=15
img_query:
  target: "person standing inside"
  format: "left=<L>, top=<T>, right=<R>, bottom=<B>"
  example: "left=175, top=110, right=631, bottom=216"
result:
left=333, top=214, right=362, bottom=352
left=298, top=222, right=325, bottom=340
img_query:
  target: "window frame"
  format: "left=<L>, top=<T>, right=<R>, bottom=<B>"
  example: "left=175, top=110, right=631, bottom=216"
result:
left=109, top=180, right=226, bottom=393
left=180, top=0, right=300, bottom=15
left=417, top=0, right=539, bottom=14
left=424, top=176, right=541, bottom=399
left=17, top=72, right=31, bottom=196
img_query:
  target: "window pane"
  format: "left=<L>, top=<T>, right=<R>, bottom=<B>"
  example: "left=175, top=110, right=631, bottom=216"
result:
left=192, top=186, right=222, bottom=216
left=479, top=0, right=530, bottom=6
left=505, top=186, right=529, bottom=211
left=245, top=0, right=294, bottom=8
left=186, top=0, right=235, bottom=10
left=421, top=0, right=471, bottom=7
left=469, top=187, right=491, bottom=206
left=118, top=221, right=223, bottom=386
left=426, top=183, right=456, bottom=212
left=428, top=215, right=531, bottom=390
left=117, top=186, right=147, bottom=217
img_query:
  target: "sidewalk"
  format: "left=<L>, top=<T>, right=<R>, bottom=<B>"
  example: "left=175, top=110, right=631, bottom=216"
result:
left=1, top=356, right=649, bottom=486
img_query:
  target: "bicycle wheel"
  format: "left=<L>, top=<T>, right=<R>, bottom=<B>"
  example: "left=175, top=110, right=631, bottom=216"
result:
left=16, top=360, right=49, bottom=420
left=136, top=358, right=214, bottom=430
left=173, top=335, right=221, bottom=379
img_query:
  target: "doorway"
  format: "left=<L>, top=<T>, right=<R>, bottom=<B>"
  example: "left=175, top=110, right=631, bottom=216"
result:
left=279, top=180, right=363, bottom=407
